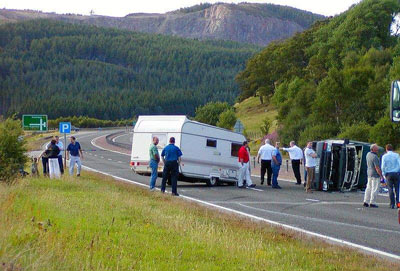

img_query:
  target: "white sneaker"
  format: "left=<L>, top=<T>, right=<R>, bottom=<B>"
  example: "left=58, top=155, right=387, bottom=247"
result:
left=149, top=188, right=155, bottom=192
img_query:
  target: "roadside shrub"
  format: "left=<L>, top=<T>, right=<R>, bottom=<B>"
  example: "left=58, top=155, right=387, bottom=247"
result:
left=0, top=118, right=28, bottom=184
left=337, top=122, right=372, bottom=142
left=260, top=117, right=271, bottom=135
left=369, top=117, right=400, bottom=148
left=194, top=102, right=231, bottom=126
left=217, top=109, right=237, bottom=130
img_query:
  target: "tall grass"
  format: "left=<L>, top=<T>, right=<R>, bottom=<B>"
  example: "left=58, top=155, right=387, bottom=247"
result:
left=1, top=173, right=398, bottom=270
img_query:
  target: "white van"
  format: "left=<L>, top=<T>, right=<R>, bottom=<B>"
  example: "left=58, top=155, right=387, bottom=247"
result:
left=130, top=115, right=246, bottom=186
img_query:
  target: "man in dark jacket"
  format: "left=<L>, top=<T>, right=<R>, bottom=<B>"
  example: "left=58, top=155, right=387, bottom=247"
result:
left=160, top=137, right=182, bottom=196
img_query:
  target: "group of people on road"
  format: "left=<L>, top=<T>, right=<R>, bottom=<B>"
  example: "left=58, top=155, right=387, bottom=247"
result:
left=149, top=136, right=182, bottom=196
left=364, top=144, right=400, bottom=209
left=39, top=136, right=83, bottom=179
left=255, top=139, right=317, bottom=193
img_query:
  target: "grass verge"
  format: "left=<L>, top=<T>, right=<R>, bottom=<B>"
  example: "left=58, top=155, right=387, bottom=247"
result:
left=1, top=173, right=399, bottom=270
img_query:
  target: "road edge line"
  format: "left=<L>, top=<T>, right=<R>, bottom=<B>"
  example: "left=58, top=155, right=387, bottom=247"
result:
left=80, top=165, right=400, bottom=261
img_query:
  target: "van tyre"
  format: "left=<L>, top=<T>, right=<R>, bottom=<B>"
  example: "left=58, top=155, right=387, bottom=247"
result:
left=207, top=177, right=218, bottom=187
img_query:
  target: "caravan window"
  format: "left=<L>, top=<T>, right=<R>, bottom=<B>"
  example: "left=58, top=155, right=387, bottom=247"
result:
left=206, top=139, right=217, bottom=148
left=231, top=143, right=242, bottom=157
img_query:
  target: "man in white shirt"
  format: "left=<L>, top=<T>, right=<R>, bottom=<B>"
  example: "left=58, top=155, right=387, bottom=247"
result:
left=304, top=142, right=318, bottom=193
left=256, top=139, right=275, bottom=185
left=282, top=141, right=303, bottom=185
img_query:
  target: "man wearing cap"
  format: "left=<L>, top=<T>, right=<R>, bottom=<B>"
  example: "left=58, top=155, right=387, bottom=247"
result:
left=238, top=141, right=256, bottom=188
left=160, top=137, right=182, bottom=196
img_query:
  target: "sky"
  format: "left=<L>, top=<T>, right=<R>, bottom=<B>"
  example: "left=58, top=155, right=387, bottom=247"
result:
left=2, top=0, right=362, bottom=17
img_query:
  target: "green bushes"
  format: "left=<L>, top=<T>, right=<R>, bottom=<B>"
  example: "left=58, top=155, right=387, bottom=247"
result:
left=338, top=122, right=372, bottom=143
left=369, top=117, right=400, bottom=148
left=0, top=118, right=28, bottom=184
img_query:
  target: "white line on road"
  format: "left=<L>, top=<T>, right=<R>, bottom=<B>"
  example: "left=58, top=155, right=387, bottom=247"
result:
left=91, top=135, right=130, bottom=156
left=108, top=158, right=112, bottom=161
left=100, top=156, right=104, bottom=159
left=237, top=203, right=400, bottom=235
left=248, top=187, right=263, bottom=192
left=80, top=163, right=400, bottom=260
left=306, top=199, right=320, bottom=202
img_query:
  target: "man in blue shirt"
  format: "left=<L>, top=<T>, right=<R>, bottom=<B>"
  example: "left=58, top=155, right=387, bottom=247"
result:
left=271, top=142, right=282, bottom=189
left=381, top=144, right=400, bottom=209
left=160, top=137, right=182, bottom=196
left=66, top=136, right=83, bottom=177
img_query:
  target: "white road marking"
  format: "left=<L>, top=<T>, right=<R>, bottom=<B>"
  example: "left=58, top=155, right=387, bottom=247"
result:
left=112, top=133, right=131, bottom=143
left=237, top=203, right=400, bottom=235
left=306, top=199, right=320, bottom=202
left=118, top=161, right=123, bottom=163
left=91, top=135, right=131, bottom=156
left=100, top=156, right=104, bottom=159
left=108, top=158, right=112, bottom=161
left=248, top=187, right=263, bottom=192
left=79, top=163, right=400, bottom=260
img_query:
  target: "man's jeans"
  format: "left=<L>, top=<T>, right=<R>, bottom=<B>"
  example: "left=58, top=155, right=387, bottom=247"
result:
left=149, top=160, right=158, bottom=189
left=272, top=165, right=280, bottom=187
left=69, top=156, right=81, bottom=176
left=386, top=173, right=400, bottom=207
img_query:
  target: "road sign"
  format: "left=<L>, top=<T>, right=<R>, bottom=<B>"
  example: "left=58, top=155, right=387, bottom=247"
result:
left=59, top=122, right=71, bottom=134
left=22, top=115, right=48, bottom=131
left=234, top=119, right=244, bottom=133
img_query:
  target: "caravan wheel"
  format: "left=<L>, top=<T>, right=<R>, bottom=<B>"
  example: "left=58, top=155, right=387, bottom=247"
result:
left=206, top=177, right=219, bottom=187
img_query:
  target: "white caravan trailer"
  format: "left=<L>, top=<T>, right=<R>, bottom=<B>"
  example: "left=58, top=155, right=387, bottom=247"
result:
left=130, top=115, right=246, bottom=186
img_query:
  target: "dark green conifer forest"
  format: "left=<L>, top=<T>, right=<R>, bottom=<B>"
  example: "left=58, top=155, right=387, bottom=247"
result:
left=0, top=20, right=259, bottom=120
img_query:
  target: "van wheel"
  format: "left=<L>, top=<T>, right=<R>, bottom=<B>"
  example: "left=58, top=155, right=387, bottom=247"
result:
left=207, top=177, right=218, bottom=187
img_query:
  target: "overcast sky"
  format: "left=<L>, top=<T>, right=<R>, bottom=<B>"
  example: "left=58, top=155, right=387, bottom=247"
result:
left=2, top=0, right=362, bottom=17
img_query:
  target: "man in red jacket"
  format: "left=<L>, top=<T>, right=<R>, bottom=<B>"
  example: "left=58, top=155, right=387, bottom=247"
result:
left=238, top=141, right=256, bottom=188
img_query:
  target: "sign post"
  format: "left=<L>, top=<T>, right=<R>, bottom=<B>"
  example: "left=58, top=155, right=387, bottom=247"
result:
left=59, top=122, right=71, bottom=169
left=22, top=115, right=48, bottom=131
left=234, top=119, right=244, bottom=134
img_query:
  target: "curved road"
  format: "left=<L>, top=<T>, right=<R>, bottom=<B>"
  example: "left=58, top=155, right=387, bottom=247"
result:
left=74, top=130, right=400, bottom=260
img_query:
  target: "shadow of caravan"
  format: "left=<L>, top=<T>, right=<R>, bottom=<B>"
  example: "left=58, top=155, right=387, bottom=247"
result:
left=313, top=140, right=384, bottom=192
left=130, top=115, right=246, bottom=186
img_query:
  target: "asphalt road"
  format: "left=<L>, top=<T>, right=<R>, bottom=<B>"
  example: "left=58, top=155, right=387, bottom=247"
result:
left=73, top=130, right=400, bottom=259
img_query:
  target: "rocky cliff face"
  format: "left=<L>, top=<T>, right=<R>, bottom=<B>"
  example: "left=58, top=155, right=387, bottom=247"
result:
left=0, top=3, right=323, bottom=46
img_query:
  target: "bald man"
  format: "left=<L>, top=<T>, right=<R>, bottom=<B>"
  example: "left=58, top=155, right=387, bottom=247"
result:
left=363, top=144, right=383, bottom=208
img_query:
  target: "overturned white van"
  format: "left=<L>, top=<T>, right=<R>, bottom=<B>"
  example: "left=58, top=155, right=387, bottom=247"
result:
left=130, top=115, right=246, bottom=186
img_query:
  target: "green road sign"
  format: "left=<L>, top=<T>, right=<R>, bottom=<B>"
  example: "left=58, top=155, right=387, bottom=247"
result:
left=22, top=115, right=48, bottom=131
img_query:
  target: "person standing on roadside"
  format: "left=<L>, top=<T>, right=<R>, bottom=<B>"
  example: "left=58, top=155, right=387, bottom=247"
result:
left=381, top=144, right=400, bottom=209
left=271, top=142, right=282, bottom=189
left=54, top=136, right=64, bottom=174
left=304, top=142, right=317, bottom=193
left=238, top=141, right=256, bottom=188
left=149, top=136, right=160, bottom=191
left=256, top=139, right=275, bottom=186
left=282, top=141, right=303, bottom=185
left=160, top=137, right=182, bottom=196
left=47, top=139, right=61, bottom=179
left=363, top=144, right=383, bottom=208
left=67, top=136, right=83, bottom=177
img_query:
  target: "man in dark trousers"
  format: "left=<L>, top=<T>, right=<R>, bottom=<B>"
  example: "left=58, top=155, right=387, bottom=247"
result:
left=256, top=139, right=275, bottom=185
left=282, top=141, right=303, bottom=185
left=160, top=137, right=182, bottom=196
